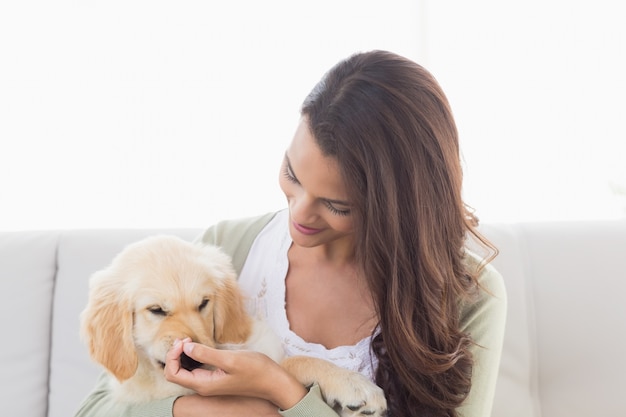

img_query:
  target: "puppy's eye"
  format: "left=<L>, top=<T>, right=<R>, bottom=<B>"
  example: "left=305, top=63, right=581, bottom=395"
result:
left=198, top=298, right=209, bottom=311
left=148, top=306, right=167, bottom=316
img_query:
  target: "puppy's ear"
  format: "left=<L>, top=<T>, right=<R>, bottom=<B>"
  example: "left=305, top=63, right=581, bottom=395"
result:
left=80, top=268, right=137, bottom=382
left=213, top=276, right=252, bottom=344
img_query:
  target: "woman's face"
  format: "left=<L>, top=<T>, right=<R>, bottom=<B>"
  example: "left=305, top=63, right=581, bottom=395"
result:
left=279, top=117, right=355, bottom=249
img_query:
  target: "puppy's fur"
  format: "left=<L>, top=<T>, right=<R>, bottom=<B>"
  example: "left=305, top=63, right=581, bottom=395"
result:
left=81, top=235, right=386, bottom=416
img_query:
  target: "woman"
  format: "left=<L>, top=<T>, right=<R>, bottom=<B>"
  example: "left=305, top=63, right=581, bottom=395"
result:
left=76, top=50, right=506, bottom=417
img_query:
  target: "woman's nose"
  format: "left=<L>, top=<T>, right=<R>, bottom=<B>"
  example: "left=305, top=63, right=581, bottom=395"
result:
left=289, top=192, right=318, bottom=223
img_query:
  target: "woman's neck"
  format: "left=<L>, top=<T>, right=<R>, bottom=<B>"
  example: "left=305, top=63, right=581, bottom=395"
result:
left=300, top=235, right=356, bottom=266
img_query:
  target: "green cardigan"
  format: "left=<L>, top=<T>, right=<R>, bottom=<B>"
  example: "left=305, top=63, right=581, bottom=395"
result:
left=75, top=211, right=507, bottom=417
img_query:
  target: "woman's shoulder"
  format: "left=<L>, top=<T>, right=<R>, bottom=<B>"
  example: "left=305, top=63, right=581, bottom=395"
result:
left=457, top=250, right=508, bottom=417
left=198, top=211, right=278, bottom=243
left=460, top=250, right=507, bottom=332
left=464, top=250, right=506, bottom=300
left=196, top=211, right=279, bottom=274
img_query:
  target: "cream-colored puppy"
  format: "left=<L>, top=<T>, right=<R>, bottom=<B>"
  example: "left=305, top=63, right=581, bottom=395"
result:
left=81, top=235, right=386, bottom=416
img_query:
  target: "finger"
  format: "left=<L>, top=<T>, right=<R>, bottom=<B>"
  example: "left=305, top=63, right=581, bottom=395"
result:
left=182, top=342, right=232, bottom=370
left=164, top=338, right=188, bottom=380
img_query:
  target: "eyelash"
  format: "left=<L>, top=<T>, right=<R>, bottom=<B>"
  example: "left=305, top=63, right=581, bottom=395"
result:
left=282, top=164, right=299, bottom=184
left=325, top=201, right=351, bottom=216
left=283, top=163, right=351, bottom=216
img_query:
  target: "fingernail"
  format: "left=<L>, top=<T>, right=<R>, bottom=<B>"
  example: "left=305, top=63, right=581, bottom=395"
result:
left=173, top=338, right=181, bottom=348
left=183, top=342, right=194, bottom=354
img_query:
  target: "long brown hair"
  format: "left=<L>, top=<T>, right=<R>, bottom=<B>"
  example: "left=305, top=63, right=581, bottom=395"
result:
left=301, top=50, right=496, bottom=417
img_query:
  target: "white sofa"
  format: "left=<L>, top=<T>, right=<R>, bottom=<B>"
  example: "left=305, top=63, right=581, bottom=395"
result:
left=1, top=220, right=625, bottom=417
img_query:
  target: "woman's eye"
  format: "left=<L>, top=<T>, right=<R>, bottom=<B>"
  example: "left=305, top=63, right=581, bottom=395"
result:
left=282, top=164, right=299, bottom=184
left=148, top=306, right=167, bottom=316
left=325, top=201, right=351, bottom=216
left=198, top=298, right=209, bottom=311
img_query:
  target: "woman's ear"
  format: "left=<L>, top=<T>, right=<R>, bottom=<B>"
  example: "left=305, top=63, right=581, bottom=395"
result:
left=80, top=268, right=137, bottom=381
left=213, top=276, right=252, bottom=344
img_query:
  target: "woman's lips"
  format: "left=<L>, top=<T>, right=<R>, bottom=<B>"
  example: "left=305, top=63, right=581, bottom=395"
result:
left=293, top=222, right=323, bottom=235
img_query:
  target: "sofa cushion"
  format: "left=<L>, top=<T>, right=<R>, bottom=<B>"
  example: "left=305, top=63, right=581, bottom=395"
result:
left=0, top=232, right=59, bottom=417
left=48, top=229, right=201, bottom=417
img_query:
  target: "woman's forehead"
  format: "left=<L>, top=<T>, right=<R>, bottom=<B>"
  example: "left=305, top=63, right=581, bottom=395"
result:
left=286, top=118, right=349, bottom=202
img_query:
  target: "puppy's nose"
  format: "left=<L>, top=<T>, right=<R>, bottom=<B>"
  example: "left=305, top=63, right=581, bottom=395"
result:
left=180, top=352, right=203, bottom=371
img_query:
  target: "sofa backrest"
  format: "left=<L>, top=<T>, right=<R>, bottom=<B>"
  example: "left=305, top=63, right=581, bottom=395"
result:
left=484, top=221, right=626, bottom=417
left=1, top=221, right=625, bottom=417
left=0, top=231, right=60, bottom=417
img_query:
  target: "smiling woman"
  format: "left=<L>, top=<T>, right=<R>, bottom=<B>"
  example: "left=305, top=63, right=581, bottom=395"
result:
left=279, top=117, right=357, bottom=267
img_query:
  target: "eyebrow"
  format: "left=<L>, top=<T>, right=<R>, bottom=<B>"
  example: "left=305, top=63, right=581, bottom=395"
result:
left=284, top=153, right=351, bottom=207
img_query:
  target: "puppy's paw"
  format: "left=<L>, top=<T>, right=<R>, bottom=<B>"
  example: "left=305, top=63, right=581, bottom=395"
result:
left=280, top=356, right=387, bottom=417
left=320, top=371, right=387, bottom=417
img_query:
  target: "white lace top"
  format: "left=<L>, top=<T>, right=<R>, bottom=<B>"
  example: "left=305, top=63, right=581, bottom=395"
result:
left=237, top=209, right=378, bottom=381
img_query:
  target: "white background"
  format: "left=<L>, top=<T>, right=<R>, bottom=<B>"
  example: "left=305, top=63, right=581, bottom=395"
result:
left=1, top=1, right=625, bottom=231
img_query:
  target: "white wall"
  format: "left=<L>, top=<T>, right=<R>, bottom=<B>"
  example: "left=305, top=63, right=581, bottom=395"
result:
left=423, top=0, right=626, bottom=222
left=1, top=1, right=624, bottom=231
left=0, top=0, right=422, bottom=230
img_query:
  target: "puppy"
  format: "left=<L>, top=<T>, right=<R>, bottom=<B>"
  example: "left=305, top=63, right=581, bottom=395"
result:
left=81, top=235, right=387, bottom=416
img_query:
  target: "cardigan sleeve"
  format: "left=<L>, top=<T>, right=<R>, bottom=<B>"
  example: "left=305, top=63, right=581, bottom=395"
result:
left=457, top=253, right=508, bottom=417
left=74, top=372, right=177, bottom=417
left=74, top=375, right=337, bottom=417
left=279, top=384, right=340, bottom=417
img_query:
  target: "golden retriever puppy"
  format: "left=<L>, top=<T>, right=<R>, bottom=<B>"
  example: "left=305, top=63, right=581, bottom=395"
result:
left=81, top=235, right=387, bottom=416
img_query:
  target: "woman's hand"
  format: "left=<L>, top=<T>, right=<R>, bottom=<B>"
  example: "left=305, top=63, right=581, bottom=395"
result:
left=164, top=338, right=308, bottom=411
